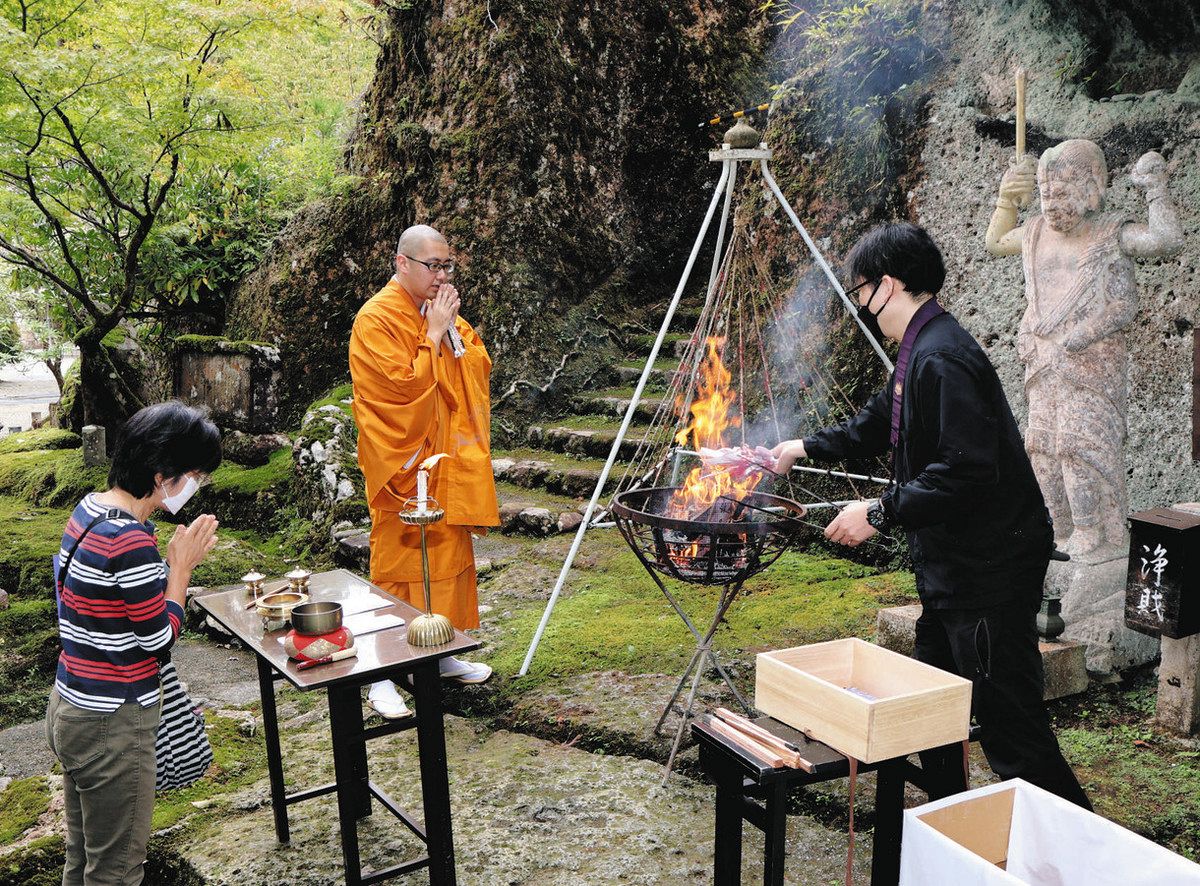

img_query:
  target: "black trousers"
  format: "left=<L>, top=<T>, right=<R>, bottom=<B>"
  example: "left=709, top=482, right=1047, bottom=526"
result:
left=914, top=600, right=1092, bottom=810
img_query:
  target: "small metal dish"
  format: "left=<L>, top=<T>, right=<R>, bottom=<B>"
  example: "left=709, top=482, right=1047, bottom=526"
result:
left=290, top=601, right=343, bottom=636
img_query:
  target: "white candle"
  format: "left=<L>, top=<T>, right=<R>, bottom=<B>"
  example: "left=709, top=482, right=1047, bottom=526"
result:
left=417, top=469, right=428, bottom=514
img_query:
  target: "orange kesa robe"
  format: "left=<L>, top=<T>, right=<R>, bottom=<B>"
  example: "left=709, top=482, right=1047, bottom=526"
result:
left=349, top=278, right=500, bottom=630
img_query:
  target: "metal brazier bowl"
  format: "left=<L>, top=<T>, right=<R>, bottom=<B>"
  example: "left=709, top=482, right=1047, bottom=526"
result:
left=290, top=601, right=343, bottom=636
left=256, top=591, right=308, bottom=623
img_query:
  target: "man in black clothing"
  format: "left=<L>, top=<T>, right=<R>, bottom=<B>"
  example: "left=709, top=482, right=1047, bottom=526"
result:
left=772, top=222, right=1090, bottom=808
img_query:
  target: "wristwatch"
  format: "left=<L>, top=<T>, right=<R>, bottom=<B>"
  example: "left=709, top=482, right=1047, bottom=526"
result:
left=866, top=500, right=891, bottom=532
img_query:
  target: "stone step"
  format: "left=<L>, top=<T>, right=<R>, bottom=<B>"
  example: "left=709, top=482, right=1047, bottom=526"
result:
left=613, top=358, right=682, bottom=390
left=626, top=332, right=693, bottom=360
left=572, top=388, right=669, bottom=423
left=526, top=422, right=673, bottom=460
left=492, top=448, right=618, bottom=499
left=875, top=604, right=1090, bottom=701
left=493, top=481, right=587, bottom=537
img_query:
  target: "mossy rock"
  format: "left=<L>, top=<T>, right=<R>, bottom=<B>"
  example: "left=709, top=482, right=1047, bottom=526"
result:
left=180, top=446, right=295, bottom=531
left=0, top=599, right=60, bottom=728
left=0, top=835, right=63, bottom=886
left=0, top=449, right=107, bottom=509
left=305, top=381, right=354, bottom=418
left=0, top=430, right=80, bottom=456
left=0, top=597, right=57, bottom=638
left=173, top=334, right=278, bottom=358
left=0, top=834, right=202, bottom=886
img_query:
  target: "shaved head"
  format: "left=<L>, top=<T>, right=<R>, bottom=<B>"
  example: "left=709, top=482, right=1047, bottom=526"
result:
left=393, top=223, right=452, bottom=303
left=396, top=224, right=447, bottom=257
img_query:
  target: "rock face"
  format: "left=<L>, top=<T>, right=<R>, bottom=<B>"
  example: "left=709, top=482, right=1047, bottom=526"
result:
left=914, top=0, right=1200, bottom=528
left=292, top=405, right=365, bottom=524
left=224, top=0, right=767, bottom=423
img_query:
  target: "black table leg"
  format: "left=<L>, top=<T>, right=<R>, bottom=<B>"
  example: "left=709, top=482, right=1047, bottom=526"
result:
left=256, top=655, right=290, bottom=845
left=712, top=763, right=744, bottom=886
left=870, top=759, right=906, bottom=886
left=328, top=683, right=371, bottom=885
left=412, top=662, right=457, bottom=886
left=763, top=780, right=788, bottom=886
left=329, top=683, right=372, bottom=819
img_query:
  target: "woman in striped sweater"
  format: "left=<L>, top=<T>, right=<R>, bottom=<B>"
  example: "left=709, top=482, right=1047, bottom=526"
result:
left=46, top=401, right=221, bottom=886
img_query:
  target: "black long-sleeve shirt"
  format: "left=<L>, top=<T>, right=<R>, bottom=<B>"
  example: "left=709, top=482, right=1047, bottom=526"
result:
left=803, top=312, right=1052, bottom=608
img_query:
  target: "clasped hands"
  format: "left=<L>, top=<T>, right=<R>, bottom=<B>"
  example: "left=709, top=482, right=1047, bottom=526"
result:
left=770, top=439, right=879, bottom=548
left=425, top=284, right=460, bottom=345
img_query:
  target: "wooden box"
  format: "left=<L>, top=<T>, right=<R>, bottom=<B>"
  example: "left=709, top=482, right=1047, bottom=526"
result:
left=1125, top=507, right=1200, bottom=640
left=755, top=638, right=971, bottom=763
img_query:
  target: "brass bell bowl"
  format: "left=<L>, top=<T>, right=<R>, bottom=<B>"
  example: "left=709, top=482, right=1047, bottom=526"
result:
left=406, top=612, right=456, bottom=647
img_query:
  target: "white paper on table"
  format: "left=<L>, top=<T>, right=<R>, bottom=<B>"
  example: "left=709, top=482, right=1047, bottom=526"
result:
left=336, top=595, right=392, bottom=617
left=899, top=779, right=1200, bottom=886
left=343, top=612, right=406, bottom=636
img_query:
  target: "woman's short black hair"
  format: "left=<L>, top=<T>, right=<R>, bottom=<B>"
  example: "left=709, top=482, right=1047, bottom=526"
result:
left=845, top=222, right=946, bottom=297
left=107, top=401, right=222, bottom=499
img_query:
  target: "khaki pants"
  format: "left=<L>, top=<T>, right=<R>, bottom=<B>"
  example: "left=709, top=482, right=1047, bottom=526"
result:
left=46, top=689, right=161, bottom=886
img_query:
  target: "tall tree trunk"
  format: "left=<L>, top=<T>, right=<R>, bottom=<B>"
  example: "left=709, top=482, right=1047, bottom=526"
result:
left=73, top=333, right=146, bottom=436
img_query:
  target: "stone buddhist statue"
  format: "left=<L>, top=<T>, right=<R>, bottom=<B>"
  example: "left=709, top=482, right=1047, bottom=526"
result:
left=985, top=139, right=1183, bottom=560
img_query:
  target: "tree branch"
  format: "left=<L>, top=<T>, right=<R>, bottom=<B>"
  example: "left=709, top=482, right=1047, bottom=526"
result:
left=31, top=0, right=89, bottom=49
left=494, top=347, right=580, bottom=407
left=51, top=104, right=144, bottom=219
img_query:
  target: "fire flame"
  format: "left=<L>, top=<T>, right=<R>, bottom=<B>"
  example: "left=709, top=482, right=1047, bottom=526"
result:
left=669, top=337, right=763, bottom=521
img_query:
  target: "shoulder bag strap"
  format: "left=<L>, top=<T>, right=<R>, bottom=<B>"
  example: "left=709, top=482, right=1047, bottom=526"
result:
left=56, top=506, right=128, bottom=595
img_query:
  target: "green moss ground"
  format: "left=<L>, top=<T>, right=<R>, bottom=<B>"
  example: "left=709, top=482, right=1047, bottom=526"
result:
left=486, top=530, right=917, bottom=684
left=0, top=496, right=72, bottom=596
left=1052, top=672, right=1200, bottom=859
left=0, top=777, right=51, bottom=845
left=0, top=835, right=63, bottom=886
left=151, top=713, right=270, bottom=830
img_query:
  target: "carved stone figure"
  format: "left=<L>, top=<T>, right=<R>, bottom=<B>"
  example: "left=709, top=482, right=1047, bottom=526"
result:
left=986, top=140, right=1183, bottom=560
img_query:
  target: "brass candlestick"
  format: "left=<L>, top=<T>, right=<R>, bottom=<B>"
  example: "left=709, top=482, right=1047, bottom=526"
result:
left=398, top=497, right=456, bottom=646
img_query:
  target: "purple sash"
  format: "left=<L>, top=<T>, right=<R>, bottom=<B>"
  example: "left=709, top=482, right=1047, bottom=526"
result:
left=890, top=299, right=945, bottom=447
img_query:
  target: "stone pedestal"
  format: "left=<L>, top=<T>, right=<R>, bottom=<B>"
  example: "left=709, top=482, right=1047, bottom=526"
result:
left=875, top=605, right=1089, bottom=700
left=1156, top=633, right=1200, bottom=735
left=81, top=425, right=107, bottom=466
left=1052, top=548, right=1159, bottom=675
left=173, top=336, right=282, bottom=433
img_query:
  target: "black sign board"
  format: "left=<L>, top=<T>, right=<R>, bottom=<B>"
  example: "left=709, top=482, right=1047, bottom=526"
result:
left=1125, top=507, right=1200, bottom=639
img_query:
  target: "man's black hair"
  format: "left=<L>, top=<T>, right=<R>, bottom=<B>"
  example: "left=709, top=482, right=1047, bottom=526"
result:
left=107, top=401, right=222, bottom=499
left=845, top=222, right=946, bottom=297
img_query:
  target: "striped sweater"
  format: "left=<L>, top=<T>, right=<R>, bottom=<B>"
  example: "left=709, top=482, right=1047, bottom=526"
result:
left=54, top=493, right=183, bottom=712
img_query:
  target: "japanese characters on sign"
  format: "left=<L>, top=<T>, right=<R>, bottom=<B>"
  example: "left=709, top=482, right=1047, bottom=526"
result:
left=1136, top=543, right=1169, bottom=623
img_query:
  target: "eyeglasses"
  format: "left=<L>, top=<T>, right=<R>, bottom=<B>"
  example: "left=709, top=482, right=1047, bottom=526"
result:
left=402, top=255, right=455, bottom=275
left=844, top=278, right=879, bottom=297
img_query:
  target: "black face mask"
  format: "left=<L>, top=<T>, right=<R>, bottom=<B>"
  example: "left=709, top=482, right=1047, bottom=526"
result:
left=855, top=280, right=889, bottom=343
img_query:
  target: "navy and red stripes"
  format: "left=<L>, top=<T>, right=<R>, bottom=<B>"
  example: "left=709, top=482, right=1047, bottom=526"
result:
left=54, top=494, right=182, bottom=712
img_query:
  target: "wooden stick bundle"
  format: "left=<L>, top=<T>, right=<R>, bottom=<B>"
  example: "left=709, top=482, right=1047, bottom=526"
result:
left=712, top=707, right=815, bottom=771
left=1015, top=67, right=1027, bottom=159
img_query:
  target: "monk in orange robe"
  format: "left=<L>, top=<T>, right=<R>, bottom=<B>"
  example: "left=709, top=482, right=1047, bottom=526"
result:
left=349, top=224, right=500, bottom=716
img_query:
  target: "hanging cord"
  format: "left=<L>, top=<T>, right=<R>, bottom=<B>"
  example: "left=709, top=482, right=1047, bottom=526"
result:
left=750, top=249, right=889, bottom=498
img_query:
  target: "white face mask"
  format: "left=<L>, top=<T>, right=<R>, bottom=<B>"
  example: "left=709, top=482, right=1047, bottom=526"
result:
left=161, top=476, right=200, bottom=515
